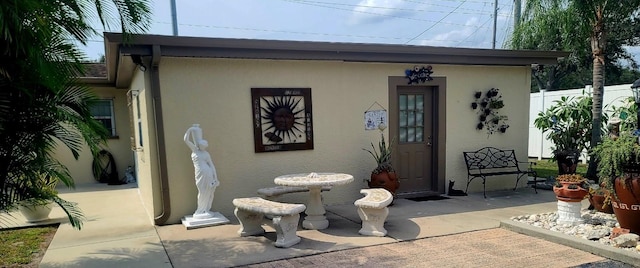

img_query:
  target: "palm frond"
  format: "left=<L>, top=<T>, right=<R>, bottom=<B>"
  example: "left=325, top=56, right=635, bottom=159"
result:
left=51, top=195, right=85, bottom=230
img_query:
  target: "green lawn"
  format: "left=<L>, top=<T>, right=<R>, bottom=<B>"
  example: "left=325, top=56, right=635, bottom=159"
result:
left=530, top=159, right=588, bottom=179
left=0, top=225, right=57, bottom=266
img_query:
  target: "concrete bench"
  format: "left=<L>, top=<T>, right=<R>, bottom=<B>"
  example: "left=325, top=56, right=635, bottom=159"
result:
left=232, top=197, right=306, bottom=248
left=354, top=188, right=393, bottom=237
left=257, top=185, right=332, bottom=200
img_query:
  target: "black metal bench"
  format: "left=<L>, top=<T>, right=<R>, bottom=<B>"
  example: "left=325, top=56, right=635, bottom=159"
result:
left=463, top=147, right=539, bottom=198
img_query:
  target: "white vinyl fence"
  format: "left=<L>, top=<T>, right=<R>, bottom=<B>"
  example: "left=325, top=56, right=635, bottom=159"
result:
left=528, top=84, right=634, bottom=160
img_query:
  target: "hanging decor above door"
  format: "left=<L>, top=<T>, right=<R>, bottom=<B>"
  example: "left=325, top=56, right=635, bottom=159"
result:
left=405, top=65, right=434, bottom=84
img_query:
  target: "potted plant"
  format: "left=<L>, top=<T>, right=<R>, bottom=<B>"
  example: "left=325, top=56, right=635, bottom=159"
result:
left=17, top=173, right=58, bottom=223
left=553, top=174, right=589, bottom=202
left=363, top=129, right=399, bottom=196
left=587, top=183, right=613, bottom=214
left=553, top=173, right=589, bottom=225
left=534, top=95, right=598, bottom=175
left=10, top=159, right=85, bottom=227
left=592, top=132, right=640, bottom=234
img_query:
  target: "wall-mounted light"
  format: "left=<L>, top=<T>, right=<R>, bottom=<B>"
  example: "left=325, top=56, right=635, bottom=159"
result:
left=131, top=55, right=147, bottom=72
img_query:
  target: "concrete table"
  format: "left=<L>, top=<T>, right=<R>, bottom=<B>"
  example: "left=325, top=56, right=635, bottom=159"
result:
left=274, top=172, right=354, bottom=229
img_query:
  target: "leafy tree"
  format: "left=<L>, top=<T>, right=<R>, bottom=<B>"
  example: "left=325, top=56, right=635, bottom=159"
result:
left=509, top=1, right=640, bottom=92
left=0, top=0, right=151, bottom=229
left=509, top=0, right=640, bottom=178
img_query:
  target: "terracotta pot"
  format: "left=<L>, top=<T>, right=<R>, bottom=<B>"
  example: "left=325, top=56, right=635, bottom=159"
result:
left=369, top=171, right=399, bottom=196
left=611, top=175, right=640, bottom=234
left=553, top=181, right=588, bottom=202
left=588, top=193, right=614, bottom=214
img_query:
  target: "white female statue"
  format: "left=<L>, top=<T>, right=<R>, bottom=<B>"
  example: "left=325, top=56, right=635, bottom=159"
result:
left=184, top=124, right=220, bottom=219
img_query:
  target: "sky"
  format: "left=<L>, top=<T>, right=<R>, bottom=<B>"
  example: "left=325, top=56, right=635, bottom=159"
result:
left=81, top=0, right=639, bottom=66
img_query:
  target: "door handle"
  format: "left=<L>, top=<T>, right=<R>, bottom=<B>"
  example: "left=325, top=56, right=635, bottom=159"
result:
left=427, top=136, right=432, bottom=146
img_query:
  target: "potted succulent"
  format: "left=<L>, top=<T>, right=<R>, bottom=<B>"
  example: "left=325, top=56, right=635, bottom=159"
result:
left=592, top=132, right=640, bottom=234
left=533, top=95, right=597, bottom=175
left=553, top=174, right=589, bottom=202
left=363, top=129, right=399, bottom=196
left=553, top=173, right=589, bottom=225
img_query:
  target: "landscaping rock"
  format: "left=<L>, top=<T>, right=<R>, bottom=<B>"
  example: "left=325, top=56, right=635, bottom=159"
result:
left=611, top=234, right=639, bottom=248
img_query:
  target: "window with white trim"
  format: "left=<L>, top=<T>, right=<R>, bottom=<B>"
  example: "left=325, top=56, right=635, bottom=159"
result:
left=91, top=99, right=117, bottom=137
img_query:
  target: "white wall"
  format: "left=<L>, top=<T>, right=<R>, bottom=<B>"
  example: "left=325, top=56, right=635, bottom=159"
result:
left=528, top=84, right=634, bottom=160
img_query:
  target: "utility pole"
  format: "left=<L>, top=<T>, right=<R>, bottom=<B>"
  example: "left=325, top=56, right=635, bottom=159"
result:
left=492, top=0, right=498, bottom=49
left=171, top=0, right=178, bottom=36
left=514, top=0, right=521, bottom=29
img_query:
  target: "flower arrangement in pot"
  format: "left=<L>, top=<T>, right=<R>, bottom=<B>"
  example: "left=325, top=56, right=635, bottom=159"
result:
left=593, top=132, right=640, bottom=234
left=363, top=127, right=399, bottom=196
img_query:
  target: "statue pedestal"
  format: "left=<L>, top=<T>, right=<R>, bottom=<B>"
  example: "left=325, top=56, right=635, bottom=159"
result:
left=181, top=211, right=229, bottom=230
left=556, top=200, right=583, bottom=226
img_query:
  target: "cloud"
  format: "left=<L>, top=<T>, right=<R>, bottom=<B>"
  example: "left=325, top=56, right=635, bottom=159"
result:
left=418, top=17, right=487, bottom=47
left=348, top=0, right=410, bottom=25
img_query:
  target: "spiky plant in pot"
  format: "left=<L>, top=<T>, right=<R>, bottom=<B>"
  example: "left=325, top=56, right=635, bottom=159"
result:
left=363, top=130, right=398, bottom=196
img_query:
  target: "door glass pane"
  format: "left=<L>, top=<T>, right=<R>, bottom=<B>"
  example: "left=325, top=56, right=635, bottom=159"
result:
left=408, top=110, right=415, bottom=126
left=416, top=112, right=423, bottom=127
left=407, top=127, right=415, bottom=142
left=398, top=93, right=426, bottom=143
left=399, top=127, right=407, bottom=142
left=408, top=95, right=415, bottom=110
left=400, top=111, right=407, bottom=127
left=399, top=95, right=407, bottom=110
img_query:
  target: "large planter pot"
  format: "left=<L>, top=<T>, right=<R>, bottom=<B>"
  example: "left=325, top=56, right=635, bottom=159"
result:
left=611, top=175, right=640, bottom=234
left=369, top=171, right=399, bottom=196
left=18, top=201, right=54, bottom=223
left=588, top=193, right=614, bottom=214
left=553, top=181, right=588, bottom=202
left=555, top=151, right=579, bottom=175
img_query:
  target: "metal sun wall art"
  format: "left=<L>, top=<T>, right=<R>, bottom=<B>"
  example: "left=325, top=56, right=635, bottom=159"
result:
left=471, top=87, right=509, bottom=136
left=251, top=88, right=314, bottom=153
left=405, top=65, right=434, bottom=84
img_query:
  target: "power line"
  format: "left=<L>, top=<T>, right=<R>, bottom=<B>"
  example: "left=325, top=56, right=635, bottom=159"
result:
left=279, top=0, right=486, bottom=28
left=286, top=0, right=497, bottom=15
left=155, top=21, right=491, bottom=45
left=456, top=2, right=493, bottom=46
left=401, top=0, right=493, bottom=5
left=405, top=0, right=468, bottom=44
left=398, top=0, right=511, bottom=14
left=499, top=2, right=514, bottom=48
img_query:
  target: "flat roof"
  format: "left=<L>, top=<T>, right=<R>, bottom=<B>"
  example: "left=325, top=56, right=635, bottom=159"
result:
left=99, top=33, right=569, bottom=88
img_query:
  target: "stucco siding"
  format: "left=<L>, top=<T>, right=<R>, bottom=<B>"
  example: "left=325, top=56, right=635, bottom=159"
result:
left=53, top=86, right=134, bottom=186
left=442, top=65, right=532, bottom=192
left=129, top=69, right=163, bottom=223
left=155, top=57, right=532, bottom=224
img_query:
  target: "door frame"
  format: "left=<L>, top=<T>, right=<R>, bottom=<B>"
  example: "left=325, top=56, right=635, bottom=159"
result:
left=388, top=76, right=447, bottom=194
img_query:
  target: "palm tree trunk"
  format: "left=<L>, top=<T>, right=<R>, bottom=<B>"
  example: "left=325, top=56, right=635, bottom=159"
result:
left=586, top=6, right=606, bottom=179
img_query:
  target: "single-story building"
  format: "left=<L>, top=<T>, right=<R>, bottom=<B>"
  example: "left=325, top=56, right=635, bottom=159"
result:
left=56, top=32, right=568, bottom=225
